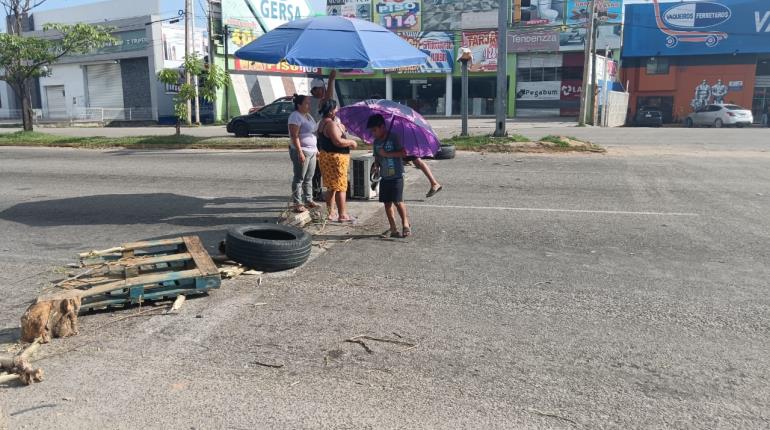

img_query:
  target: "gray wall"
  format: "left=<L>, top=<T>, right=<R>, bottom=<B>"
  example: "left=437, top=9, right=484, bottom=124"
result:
left=120, top=58, right=152, bottom=109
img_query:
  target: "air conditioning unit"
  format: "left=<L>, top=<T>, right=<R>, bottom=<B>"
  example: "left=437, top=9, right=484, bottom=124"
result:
left=348, top=154, right=378, bottom=200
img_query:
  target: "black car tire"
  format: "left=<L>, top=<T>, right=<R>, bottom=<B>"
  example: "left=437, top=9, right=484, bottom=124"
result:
left=225, top=224, right=312, bottom=272
left=714, top=119, right=723, bottom=128
left=435, top=144, right=456, bottom=160
left=233, top=122, right=250, bottom=138
left=685, top=118, right=694, bottom=128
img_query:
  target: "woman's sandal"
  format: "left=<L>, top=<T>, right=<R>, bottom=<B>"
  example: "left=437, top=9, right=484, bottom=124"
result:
left=402, top=226, right=412, bottom=238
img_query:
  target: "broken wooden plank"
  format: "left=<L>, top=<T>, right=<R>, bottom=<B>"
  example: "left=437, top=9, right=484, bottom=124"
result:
left=183, top=236, right=219, bottom=276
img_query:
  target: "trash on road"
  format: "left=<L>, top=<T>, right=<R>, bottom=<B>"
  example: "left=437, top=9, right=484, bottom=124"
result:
left=0, top=341, right=43, bottom=386
left=21, top=236, right=221, bottom=343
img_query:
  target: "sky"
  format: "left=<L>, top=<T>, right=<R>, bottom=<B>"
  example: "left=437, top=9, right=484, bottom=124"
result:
left=0, top=0, right=665, bottom=32
left=0, top=0, right=327, bottom=30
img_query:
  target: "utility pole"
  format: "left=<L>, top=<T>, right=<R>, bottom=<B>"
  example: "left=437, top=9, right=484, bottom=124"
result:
left=590, top=19, right=600, bottom=126
left=578, top=0, right=595, bottom=126
left=493, top=0, right=509, bottom=137
left=208, top=0, right=216, bottom=122
left=191, top=0, right=201, bottom=125
left=184, top=0, right=192, bottom=125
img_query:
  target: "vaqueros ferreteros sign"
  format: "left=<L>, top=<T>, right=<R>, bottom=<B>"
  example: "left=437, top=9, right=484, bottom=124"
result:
left=373, top=0, right=422, bottom=31
left=624, top=0, right=770, bottom=57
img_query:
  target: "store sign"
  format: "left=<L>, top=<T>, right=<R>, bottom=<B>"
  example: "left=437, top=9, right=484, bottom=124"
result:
left=729, top=80, right=744, bottom=91
left=161, top=24, right=208, bottom=68
left=387, top=32, right=453, bottom=74
left=423, top=0, right=501, bottom=31
left=373, top=0, right=421, bottom=31
left=222, top=0, right=311, bottom=33
left=559, top=24, right=621, bottom=52
left=516, top=81, right=561, bottom=100
left=232, top=58, right=320, bottom=74
left=624, top=0, right=770, bottom=57
left=462, top=31, right=498, bottom=72
left=508, top=29, right=560, bottom=53
left=326, top=0, right=371, bottom=20
left=560, top=79, right=583, bottom=116
left=566, top=0, right=622, bottom=25
left=514, top=0, right=566, bottom=26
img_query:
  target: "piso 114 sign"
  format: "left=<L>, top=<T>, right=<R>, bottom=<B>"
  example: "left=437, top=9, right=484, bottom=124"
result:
left=373, top=0, right=421, bottom=31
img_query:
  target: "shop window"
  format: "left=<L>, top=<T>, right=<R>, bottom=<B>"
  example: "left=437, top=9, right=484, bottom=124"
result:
left=646, top=57, right=669, bottom=75
left=517, top=67, right=562, bottom=82
left=336, top=79, right=386, bottom=106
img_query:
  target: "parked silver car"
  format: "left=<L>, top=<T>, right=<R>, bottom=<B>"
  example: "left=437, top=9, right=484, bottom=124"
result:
left=685, top=104, right=754, bottom=128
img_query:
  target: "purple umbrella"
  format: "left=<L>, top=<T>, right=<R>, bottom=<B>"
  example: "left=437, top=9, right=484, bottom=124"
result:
left=337, top=100, right=441, bottom=158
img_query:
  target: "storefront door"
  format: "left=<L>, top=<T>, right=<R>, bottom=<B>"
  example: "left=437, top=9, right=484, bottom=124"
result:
left=392, top=78, right=446, bottom=116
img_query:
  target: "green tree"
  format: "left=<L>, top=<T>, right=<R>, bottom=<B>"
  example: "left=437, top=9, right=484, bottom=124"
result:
left=0, top=23, right=115, bottom=131
left=157, top=55, right=231, bottom=135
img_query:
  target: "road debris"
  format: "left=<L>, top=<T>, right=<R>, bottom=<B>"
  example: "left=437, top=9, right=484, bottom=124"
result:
left=0, top=340, right=44, bottom=386
left=166, top=295, right=186, bottom=314
left=253, top=360, right=284, bottom=369
left=20, top=236, right=220, bottom=343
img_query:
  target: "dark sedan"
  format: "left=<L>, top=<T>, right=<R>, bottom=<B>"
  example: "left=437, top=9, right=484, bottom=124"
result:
left=633, top=107, right=664, bottom=127
left=227, top=97, right=295, bottom=137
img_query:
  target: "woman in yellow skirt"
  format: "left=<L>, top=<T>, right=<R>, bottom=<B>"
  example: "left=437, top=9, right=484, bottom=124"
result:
left=316, top=100, right=358, bottom=222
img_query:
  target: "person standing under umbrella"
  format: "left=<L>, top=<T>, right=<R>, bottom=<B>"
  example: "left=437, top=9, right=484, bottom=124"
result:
left=287, top=94, right=319, bottom=213
left=310, top=70, right=336, bottom=123
left=309, top=71, right=337, bottom=201
left=317, top=100, right=358, bottom=221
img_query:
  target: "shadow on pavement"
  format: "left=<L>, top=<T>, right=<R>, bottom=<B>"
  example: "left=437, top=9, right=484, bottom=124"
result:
left=0, top=193, right=287, bottom=228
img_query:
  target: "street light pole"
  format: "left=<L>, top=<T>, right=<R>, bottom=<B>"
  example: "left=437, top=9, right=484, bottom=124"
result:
left=578, top=0, right=595, bottom=126
left=459, top=47, right=472, bottom=137
left=493, top=0, right=509, bottom=137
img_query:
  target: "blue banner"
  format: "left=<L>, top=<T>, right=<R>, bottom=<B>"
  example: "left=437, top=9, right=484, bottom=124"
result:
left=623, top=0, right=770, bottom=57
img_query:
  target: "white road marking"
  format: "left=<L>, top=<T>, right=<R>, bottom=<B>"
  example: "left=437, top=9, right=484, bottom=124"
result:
left=410, top=204, right=699, bottom=217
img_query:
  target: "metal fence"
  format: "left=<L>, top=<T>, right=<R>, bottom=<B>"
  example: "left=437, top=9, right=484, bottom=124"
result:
left=0, top=107, right=156, bottom=123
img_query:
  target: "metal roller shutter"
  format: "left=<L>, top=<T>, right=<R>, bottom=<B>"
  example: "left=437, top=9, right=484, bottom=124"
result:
left=86, top=63, right=124, bottom=117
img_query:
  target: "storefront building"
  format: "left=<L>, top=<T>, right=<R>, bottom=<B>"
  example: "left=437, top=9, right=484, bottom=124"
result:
left=15, top=0, right=177, bottom=122
left=212, top=0, right=318, bottom=121
left=330, top=1, right=512, bottom=117
left=622, top=0, right=770, bottom=124
left=331, top=0, right=622, bottom=118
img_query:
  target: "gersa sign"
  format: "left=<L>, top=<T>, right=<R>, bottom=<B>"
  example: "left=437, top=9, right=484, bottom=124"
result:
left=624, top=0, right=770, bottom=57
left=222, top=0, right=312, bottom=33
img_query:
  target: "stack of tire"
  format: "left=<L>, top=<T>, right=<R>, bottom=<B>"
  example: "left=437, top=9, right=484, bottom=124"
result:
left=225, top=224, right=312, bottom=272
left=434, top=144, right=456, bottom=160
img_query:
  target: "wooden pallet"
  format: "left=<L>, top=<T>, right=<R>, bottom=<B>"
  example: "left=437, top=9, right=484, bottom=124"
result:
left=21, top=236, right=221, bottom=342
left=73, top=236, right=221, bottom=311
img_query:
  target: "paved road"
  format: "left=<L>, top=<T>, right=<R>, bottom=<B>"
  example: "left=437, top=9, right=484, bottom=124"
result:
left=1, top=133, right=769, bottom=428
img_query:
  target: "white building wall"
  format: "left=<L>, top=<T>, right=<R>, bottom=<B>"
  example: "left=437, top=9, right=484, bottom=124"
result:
left=39, top=64, right=86, bottom=117
left=33, top=0, right=160, bottom=25
left=0, top=81, right=10, bottom=118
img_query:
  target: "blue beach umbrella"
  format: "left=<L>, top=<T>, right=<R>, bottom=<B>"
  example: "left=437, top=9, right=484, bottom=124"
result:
left=234, top=16, right=429, bottom=69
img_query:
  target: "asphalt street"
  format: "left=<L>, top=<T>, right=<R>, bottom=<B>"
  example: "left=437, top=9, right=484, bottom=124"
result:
left=1, top=128, right=769, bottom=429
